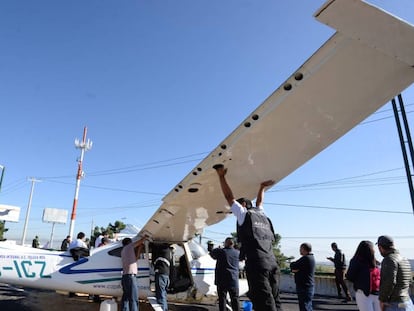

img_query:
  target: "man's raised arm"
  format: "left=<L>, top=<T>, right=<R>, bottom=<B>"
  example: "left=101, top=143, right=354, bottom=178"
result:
left=256, top=180, right=275, bottom=208
left=213, top=164, right=235, bottom=206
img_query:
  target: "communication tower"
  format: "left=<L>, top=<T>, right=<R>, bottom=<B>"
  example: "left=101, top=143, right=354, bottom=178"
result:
left=68, top=127, right=92, bottom=238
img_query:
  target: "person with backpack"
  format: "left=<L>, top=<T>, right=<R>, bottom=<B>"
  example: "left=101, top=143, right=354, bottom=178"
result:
left=214, top=164, right=283, bottom=311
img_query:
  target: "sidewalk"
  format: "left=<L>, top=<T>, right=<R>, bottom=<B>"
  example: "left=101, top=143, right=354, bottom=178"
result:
left=279, top=292, right=358, bottom=311
left=163, top=293, right=359, bottom=311
left=0, top=282, right=359, bottom=311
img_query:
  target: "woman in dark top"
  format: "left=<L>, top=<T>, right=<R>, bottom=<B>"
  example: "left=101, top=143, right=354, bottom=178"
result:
left=346, top=240, right=380, bottom=311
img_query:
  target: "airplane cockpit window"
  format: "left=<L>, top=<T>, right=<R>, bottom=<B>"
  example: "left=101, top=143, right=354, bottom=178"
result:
left=187, top=239, right=207, bottom=259
left=108, top=246, right=122, bottom=257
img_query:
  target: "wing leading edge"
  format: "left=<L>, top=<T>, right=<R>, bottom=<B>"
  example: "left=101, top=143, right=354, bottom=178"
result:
left=140, top=0, right=414, bottom=242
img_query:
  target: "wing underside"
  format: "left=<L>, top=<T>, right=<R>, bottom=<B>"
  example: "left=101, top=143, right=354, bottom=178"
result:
left=140, top=0, right=414, bottom=242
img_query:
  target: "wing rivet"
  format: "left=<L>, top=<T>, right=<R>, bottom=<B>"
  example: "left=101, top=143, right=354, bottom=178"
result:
left=294, top=72, right=303, bottom=81
left=252, top=114, right=259, bottom=120
left=244, top=122, right=251, bottom=127
left=220, top=144, right=227, bottom=150
left=284, top=83, right=292, bottom=91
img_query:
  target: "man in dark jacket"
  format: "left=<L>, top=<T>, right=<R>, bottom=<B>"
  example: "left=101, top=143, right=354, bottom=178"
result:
left=210, top=237, right=240, bottom=311
left=60, top=235, right=71, bottom=251
left=290, top=243, right=315, bottom=311
left=377, top=235, right=414, bottom=311
left=214, top=164, right=283, bottom=311
left=327, top=242, right=352, bottom=301
left=152, top=243, right=171, bottom=311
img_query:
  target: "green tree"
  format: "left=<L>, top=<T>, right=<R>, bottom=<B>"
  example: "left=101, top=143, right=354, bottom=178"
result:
left=90, top=225, right=107, bottom=246
left=0, top=220, right=8, bottom=241
left=108, top=220, right=126, bottom=235
left=90, top=220, right=126, bottom=246
left=272, top=233, right=294, bottom=269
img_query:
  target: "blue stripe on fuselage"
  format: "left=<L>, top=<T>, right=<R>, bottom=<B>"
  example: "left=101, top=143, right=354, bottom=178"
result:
left=59, top=258, right=122, bottom=274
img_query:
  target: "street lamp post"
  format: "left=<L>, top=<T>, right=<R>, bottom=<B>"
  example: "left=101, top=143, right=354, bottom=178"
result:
left=21, top=178, right=41, bottom=246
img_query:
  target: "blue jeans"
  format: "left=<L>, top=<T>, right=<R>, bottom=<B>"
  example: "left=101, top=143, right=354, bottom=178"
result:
left=296, top=286, right=314, bottom=311
left=384, top=299, right=414, bottom=311
left=121, top=274, right=139, bottom=311
left=155, top=273, right=169, bottom=311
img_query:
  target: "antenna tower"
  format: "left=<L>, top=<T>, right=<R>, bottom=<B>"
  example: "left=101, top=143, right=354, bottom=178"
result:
left=68, top=126, right=92, bottom=238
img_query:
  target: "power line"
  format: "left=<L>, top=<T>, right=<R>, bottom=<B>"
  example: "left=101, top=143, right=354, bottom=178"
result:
left=44, top=179, right=165, bottom=196
left=0, top=178, right=27, bottom=195
left=37, top=152, right=207, bottom=180
left=272, top=167, right=405, bottom=192
left=266, top=202, right=411, bottom=214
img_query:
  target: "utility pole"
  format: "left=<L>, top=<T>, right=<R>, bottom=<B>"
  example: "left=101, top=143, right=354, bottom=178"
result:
left=68, top=127, right=92, bottom=239
left=21, top=177, right=41, bottom=246
left=392, top=94, right=414, bottom=214
left=0, top=165, right=5, bottom=192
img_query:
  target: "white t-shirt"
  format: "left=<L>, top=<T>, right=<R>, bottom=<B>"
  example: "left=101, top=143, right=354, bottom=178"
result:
left=69, top=238, right=88, bottom=250
left=231, top=200, right=265, bottom=226
left=95, top=235, right=103, bottom=248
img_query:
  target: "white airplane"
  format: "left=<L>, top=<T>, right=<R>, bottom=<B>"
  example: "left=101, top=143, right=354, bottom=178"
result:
left=1, top=0, right=414, bottom=307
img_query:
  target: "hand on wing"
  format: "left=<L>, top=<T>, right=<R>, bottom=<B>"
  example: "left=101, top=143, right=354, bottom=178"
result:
left=213, top=164, right=227, bottom=177
left=261, top=180, right=275, bottom=188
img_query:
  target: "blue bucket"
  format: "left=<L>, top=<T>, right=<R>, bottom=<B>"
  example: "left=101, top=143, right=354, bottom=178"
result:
left=243, top=301, right=252, bottom=311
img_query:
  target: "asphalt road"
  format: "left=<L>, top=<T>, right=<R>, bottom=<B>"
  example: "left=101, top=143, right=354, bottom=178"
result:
left=0, top=283, right=359, bottom=311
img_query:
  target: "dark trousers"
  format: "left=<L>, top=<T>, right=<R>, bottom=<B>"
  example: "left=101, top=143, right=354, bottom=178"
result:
left=296, top=286, right=314, bottom=311
left=334, top=268, right=350, bottom=297
left=246, top=264, right=282, bottom=311
left=217, top=285, right=239, bottom=311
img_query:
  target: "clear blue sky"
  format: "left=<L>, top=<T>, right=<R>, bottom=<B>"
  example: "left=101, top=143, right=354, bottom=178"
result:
left=1, top=0, right=414, bottom=262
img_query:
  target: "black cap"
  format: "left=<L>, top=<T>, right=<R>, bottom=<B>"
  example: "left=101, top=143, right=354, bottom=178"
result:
left=236, top=197, right=253, bottom=209
left=376, top=235, right=394, bottom=247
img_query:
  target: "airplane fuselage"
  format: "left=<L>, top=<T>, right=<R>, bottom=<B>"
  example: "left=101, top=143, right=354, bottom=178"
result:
left=0, top=240, right=232, bottom=302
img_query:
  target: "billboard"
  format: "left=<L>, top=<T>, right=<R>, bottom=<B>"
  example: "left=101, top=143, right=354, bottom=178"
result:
left=42, top=208, right=68, bottom=224
left=0, top=204, right=20, bottom=222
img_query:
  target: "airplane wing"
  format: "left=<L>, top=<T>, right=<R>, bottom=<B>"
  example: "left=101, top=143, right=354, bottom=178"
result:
left=139, top=0, right=414, bottom=242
